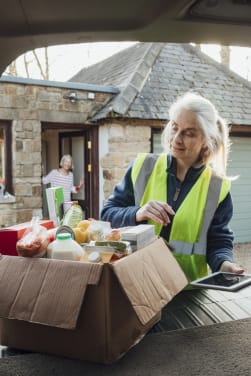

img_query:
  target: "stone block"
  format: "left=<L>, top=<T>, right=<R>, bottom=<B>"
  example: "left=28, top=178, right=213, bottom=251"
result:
left=15, top=184, right=32, bottom=197
left=16, top=210, right=33, bottom=224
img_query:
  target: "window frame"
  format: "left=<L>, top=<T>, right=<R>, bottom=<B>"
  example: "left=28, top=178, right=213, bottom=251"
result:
left=151, top=127, right=163, bottom=153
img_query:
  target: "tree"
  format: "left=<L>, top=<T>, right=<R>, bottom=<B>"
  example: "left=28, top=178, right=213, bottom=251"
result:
left=4, top=47, right=50, bottom=80
left=7, top=60, right=18, bottom=76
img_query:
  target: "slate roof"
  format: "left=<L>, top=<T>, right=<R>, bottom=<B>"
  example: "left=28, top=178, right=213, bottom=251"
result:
left=69, top=43, right=251, bottom=125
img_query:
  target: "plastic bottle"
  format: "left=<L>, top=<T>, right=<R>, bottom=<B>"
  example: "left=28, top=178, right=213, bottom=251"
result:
left=49, top=233, right=85, bottom=261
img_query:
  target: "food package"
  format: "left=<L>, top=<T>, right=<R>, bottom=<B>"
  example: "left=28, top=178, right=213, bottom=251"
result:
left=105, top=228, right=121, bottom=241
left=45, top=187, right=64, bottom=226
left=61, top=203, right=83, bottom=228
left=121, top=224, right=156, bottom=251
left=83, top=240, right=132, bottom=263
left=87, top=220, right=111, bottom=241
left=16, top=216, right=50, bottom=258
left=80, top=250, right=114, bottom=264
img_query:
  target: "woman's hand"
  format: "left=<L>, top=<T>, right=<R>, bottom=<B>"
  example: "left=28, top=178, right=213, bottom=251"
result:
left=79, top=178, right=84, bottom=188
left=220, top=260, right=245, bottom=274
left=136, top=200, right=175, bottom=226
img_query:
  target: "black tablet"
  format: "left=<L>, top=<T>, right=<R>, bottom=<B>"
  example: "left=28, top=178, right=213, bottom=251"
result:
left=190, top=272, right=251, bottom=292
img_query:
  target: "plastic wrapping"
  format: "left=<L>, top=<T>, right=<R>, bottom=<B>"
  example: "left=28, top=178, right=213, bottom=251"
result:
left=16, top=216, right=49, bottom=257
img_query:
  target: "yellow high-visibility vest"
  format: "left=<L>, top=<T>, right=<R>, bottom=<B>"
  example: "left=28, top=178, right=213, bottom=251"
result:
left=131, top=153, right=230, bottom=283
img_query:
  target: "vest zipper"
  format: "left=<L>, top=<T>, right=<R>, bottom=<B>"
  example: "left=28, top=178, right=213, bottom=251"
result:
left=173, top=187, right=181, bottom=202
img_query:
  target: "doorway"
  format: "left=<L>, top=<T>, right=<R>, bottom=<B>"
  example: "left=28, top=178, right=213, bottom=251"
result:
left=42, top=122, right=99, bottom=220
left=59, top=131, right=87, bottom=216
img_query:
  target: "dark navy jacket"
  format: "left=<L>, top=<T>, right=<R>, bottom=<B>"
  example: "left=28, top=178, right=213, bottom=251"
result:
left=100, top=155, right=234, bottom=272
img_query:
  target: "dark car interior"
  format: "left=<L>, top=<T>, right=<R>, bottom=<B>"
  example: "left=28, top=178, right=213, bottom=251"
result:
left=1, top=0, right=251, bottom=75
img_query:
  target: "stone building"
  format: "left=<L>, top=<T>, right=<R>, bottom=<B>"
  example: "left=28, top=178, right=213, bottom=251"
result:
left=0, top=77, right=115, bottom=225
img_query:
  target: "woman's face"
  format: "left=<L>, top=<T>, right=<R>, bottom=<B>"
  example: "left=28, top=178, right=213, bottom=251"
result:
left=170, top=109, right=206, bottom=166
left=62, top=158, right=72, bottom=171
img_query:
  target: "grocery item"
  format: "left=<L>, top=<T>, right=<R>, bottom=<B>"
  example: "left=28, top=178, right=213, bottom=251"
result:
left=49, top=233, right=85, bottom=261
left=46, top=227, right=58, bottom=242
left=16, top=216, right=50, bottom=258
left=95, top=240, right=128, bottom=252
left=87, top=220, right=111, bottom=241
left=80, top=247, right=114, bottom=263
left=45, top=187, right=64, bottom=226
left=87, top=251, right=102, bottom=263
left=56, top=225, right=75, bottom=239
left=84, top=240, right=131, bottom=262
left=121, top=224, right=156, bottom=251
left=62, top=201, right=78, bottom=215
left=61, top=203, right=83, bottom=228
left=76, top=219, right=91, bottom=232
left=73, top=227, right=89, bottom=244
left=105, top=228, right=121, bottom=241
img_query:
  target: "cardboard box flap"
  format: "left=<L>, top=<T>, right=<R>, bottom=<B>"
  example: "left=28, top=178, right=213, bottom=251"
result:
left=113, top=237, right=188, bottom=325
left=0, top=255, right=102, bottom=329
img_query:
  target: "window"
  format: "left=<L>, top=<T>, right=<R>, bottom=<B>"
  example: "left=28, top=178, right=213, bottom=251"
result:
left=151, top=128, right=163, bottom=153
left=0, top=121, right=13, bottom=195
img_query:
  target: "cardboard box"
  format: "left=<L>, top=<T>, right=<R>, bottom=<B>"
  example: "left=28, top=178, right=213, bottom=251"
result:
left=121, top=224, right=156, bottom=251
left=0, top=230, right=19, bottom=256
left=45, top=187, right=64, bottom=226
left=0, top=238, right=188, bottom=364
left=0, top=220, right=54, bottom=256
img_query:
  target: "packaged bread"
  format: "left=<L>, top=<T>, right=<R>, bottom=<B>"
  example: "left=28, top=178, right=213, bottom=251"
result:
left=16, top=216, right=49, bottom=258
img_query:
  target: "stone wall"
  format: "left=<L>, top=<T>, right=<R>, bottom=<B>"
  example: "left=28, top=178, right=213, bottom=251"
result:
left=0, top=79, right=112, bottom=226
left=100, top=120, right=152, bottom=200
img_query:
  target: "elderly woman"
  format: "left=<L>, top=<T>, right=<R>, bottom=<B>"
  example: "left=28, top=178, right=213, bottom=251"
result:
left=42, top=154, right=83, bottom=202
left=101, top=92, right=244, bottom=283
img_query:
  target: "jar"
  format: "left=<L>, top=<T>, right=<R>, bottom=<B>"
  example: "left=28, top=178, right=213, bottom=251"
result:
left=49, top=233, right=85, bottom=261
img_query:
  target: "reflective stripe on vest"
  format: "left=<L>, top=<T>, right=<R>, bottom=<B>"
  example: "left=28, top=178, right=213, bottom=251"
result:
left=170, top=173, right=222, bottom=255
left=132, top=153, right=167, bottom=206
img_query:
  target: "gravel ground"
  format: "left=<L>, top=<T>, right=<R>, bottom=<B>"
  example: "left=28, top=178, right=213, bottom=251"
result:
left=234, top=243, right=251, bottom=272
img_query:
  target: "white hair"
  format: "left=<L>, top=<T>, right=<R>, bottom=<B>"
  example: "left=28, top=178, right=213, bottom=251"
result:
left=161, top=92, right=230, bottom=176
left=59, top=154, right=74, bottom=170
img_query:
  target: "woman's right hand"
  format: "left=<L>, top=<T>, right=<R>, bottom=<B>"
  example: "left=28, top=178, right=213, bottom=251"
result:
left=79, top=178, right=84, bottom=188
left=136, top=200, right=175, bottom=226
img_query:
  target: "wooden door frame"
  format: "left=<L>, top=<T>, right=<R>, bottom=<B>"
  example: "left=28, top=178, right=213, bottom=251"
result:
left=42, top=122, right=99, bottom=220
left=0, top=120, right=13, bottom=194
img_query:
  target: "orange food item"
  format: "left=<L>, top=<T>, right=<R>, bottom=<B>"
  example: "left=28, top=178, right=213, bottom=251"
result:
left=17, top=236, right=49, bottom=258
left=76, top=220, right=91, bottom=232
left=73, top=228, right=89, bottom=244
left=16, top=217, right=50, bottom=258
left=105, top=229, right=121, bottom=241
